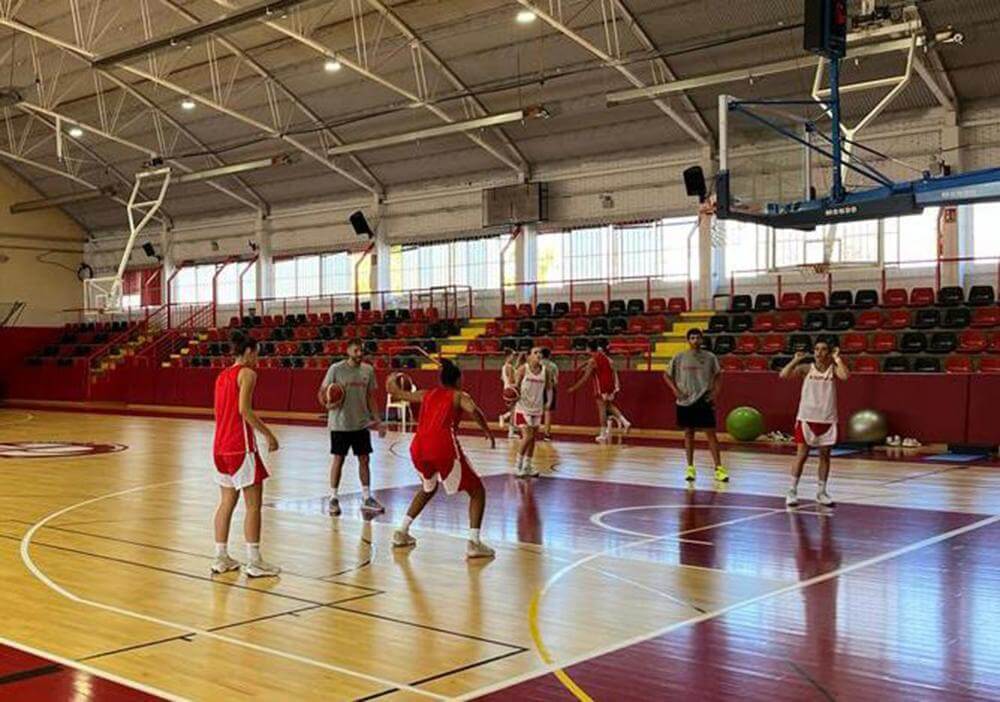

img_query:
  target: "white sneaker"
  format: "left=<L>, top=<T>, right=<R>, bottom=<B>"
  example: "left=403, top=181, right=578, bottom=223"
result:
left=242, top=559, right=281, bottom=578
left=902, top=437, right=921, bottom=448
left=595, top=433, right=609, bottom=443
left=887, top=435, right=901, bottom=447
left=516, top=465, right=539, bottom=479
left=507, top=426, right=517, bottom=439
left=816, top=490, right=835, bottom=507
left=392, top=530, right=416, bottom=548
left=621, top=419, right=632, bottom=435
left=785, top=487, right=799, bottom=508
left=466, top=540, right=495, bottom=559
left=210, top=555, right=241, bottom=574
left=361, top=496, right=386, bottom=514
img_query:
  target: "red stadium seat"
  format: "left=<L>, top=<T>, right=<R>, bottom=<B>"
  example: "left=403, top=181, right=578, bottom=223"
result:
left=535, top=337, right=554, bottom=349
left=882, top=288, right=908, bottom=308
left=958, top=330, right=987, bottom=353
left=944, top=357, right=973, bottom=374
left=485, top=322, right=501, bottom=337
left=970, top=307, right=999, bottom=328
left=308, top=313, right=320, bottom=326
left=746, top=356, right=769, bottom=371
left=627, top=317, right=646, bottom=335
left=229, top=317, right=240, bottom=328
left=752, top=314, right=775, bottom=333
left=263, top=315, right=276, bottom=327
left=553, top=319, right=572, bottom=336
left=869, top=332, right=896, bottom=353
left=841, top=333, right=866, bottom=354
left=320, top=313, right=331, bottom=325
left=855, top=310, right=882, bottom=330
left=720, top=356, right=745, bottom=371
left=760, top=335, right=786, bottom=355
left=779, top=292, right=803, bottom=310
left=358, top=309, right=374, bottom=323
left=909, top=287, right=935, bottom=307
left=775, top=312, right=803, bottom=332
left=853, top=356, right=880, bottom=373
left=883, top=310, right=910, bottom=330
left=411, top=308, right=426, bottom=322
left=588, top=300, right=606, bottom=316
left=646, top=316, right=667, bottom=334
left=569, top=301, right=586, bottom=317
left=553, top=336, right=572, bottom=352
left=980, top=357, right=1000, bottom=373
left=803, top=291, right=827, bottom=309
left=667, top=297, right=688, bottom=314
left=735, top=334, right=760, bottom=354
left=502, top=304, right=518, bottom=319
left=518, top=304, right=533, bottom=318
left=500, top=320, right=518, bottom=336
left=571, top=317, right=590, bottom=335
left=648, top=298, right=666, bottom=314
left=481, top=338, right=500, bottom=353
left=466, top=339, right=482, bottom=353
left=990, top=334, right=1000, bottom=354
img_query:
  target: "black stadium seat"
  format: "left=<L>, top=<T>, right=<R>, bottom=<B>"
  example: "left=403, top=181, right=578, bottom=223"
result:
left=828, top=290, right=853, bottom=309
left=708, top=315, right=730, bottom=334
left=854, top=289, right=879, bottom=309
left=884, top=356, right=911, bottom=372
left=929, top=332, right=957, bottom=354
left=731, top=314, right=753, bottom=333
left=712, top=335, right=735, bottom=355
left=536, top=319, right=553, bottom=336
left=937, top=286, right=964, bottom=307
left=535, top=302, right=552, bottom=318
left=754, top=294, right=776, bottom=312
left=788, top=334, right=812, bottom=353
left=830, top=311, right=855, bottom=331
left=913, top=309, right=941, bottom=329
left=730, top=294, right=752, bottom=313
left=589, top=318, right=609, bottom=335
left=627, top=299, right=645, bottom=315
left=553, top=302, right=570, bottom=317
left=803, top=311, right=828, bottom=332
left=900, top=332, right=927, bottom=353
left=609, top=299, right=627, bottom=315
left=943, top=308, right=971, bottom=329
left=968, top=285, right=995, bottom=307
left=608, top=317, right=628, bottom=334
left=518, top=320, right=536, bottom=337
left=572, top=337, right=589, bottom=351
left=914, top=357, right=941, bottom=373
left=771, top=355, right=792, bottom=371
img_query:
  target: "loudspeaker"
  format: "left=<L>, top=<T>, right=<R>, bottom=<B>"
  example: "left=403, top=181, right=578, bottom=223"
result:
left=349, top=211, right=374, bottom=238
left=683, top=166, right=707, bottom=202
left=804, top=0, right=847, bottom=59
left=142, top=242, right=157, bottom=258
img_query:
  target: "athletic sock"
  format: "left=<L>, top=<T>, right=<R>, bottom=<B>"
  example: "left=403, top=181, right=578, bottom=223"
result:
left=469, top=528, right=481, bottom=543
left=330, top=488, right=339, bottom=499
left=214, top=543, right=228, bottom=557
left=817, top=480, right=827, bottom=493
left=246, top=543, right=261, bottom=562
left=790, top=478, right=801, bottom=489
left=361, top=486, right=371, bottom=500
left=516, top=454, right=524, bottom=471
left=400, top=515, right=414, bottom=533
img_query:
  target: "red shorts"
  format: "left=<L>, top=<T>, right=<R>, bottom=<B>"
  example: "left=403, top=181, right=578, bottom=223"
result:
left=213, top=451, right=269, bottom=489
left=514, top=410, right=542, bottom=428
left=794, top=420, right=837, bottom=447
left=412, top=447, right=483, bottom=496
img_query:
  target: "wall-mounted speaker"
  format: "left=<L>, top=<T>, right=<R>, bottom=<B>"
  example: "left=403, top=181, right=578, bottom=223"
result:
left=349, top=210, right=374, bottom=238
left=683, top=166, right=707, bottom=202
left=142, top=242, right=157, bottom=258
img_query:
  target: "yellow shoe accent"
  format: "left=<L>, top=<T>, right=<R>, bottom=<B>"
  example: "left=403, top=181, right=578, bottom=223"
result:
left=714, top=466, right=730, bottom=483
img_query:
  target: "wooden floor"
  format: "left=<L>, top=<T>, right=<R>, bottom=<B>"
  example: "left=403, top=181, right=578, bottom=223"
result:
left=1, top=408, right=998, bottom=701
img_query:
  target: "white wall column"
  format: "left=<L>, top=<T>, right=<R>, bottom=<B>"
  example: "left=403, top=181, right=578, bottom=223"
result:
left=698, top=147, right=720, bottom=310
left=516, top=223, right=537, bottom=304
left=254, top=214, right=274, bottom=301
left=939, top=124, right=963, bottom=287
left=159, top=221, right=174, bottom=304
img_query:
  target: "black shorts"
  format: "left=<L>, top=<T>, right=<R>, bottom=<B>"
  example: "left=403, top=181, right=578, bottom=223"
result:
left=676, top=395, right=717, bottom=430
left=545, top=388, right=557, bottom=411
left=330, top=430, right=372, bottom=457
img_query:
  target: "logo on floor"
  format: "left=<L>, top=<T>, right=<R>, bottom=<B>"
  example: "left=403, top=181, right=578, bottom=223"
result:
left=0, top=442, right=127, bottom=459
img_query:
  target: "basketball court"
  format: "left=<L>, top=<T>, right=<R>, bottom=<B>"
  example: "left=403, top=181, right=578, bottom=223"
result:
left=2, top=0, right=1000, bottom=700
left=0, top=408, right=998, bottom=700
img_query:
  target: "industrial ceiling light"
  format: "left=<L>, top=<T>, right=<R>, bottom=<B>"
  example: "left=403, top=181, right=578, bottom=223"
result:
left=180, top=98, right=196, bottom=110
left=324, top=58, right=342, bottom=73
left=516, top=9, right=537, bottom=24
left=68, top=126, right=84, bottom=138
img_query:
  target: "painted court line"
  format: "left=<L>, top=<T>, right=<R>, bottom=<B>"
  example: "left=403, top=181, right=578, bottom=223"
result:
left=19, top=479, right=449, bottom=701
left=0, top=634, right=186, bottom=701
left=456, top=510, right=1000, bottom=701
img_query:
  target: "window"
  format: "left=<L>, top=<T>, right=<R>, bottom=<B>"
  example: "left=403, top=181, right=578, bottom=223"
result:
left=389, top=235, right=510, bottom=291
left=567, top=227, right=609, bottom=281
left=216, top=263, right=257, bottom=305
left=884, top=207, right=939, bottom=267
left=616, top=224, right=659, bottom=279
left=172, top=264, right=214, bottom=304
left=724, top=220, right=768, bottom=277
left=537, top=232, right=565, bottom=285
left=658, top=217, right=699, bottom=282
left=453, top=237, right=502, bottom=290
left=321, top=252, right=354, bottom=295
left=971, top=203, right=1000, bottom=259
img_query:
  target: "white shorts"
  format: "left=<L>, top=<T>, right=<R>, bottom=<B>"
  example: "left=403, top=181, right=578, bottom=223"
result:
left=514, top=410, right=542, bottom=428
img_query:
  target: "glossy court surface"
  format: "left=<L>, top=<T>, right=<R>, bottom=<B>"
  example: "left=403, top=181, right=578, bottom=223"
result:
left=0, top=408, right=998, bottom=701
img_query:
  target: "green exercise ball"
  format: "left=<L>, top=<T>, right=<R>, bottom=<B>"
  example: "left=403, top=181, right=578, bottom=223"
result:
left=847, top=409, right=889, bottom=444
left=725, top=406, right=765, bottom=442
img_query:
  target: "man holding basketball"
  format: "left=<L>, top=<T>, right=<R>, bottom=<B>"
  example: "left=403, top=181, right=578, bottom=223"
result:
left=318, top=338, right=386, bottom=516
left=513, top=347, right=552, bottom=477
left=568, top=340, right=631, bottom=442
left=664, top=328, right=728, bottom=483
left=386, top=360, right=496, bottom=559
left=212, top=336, right=280, bottom=577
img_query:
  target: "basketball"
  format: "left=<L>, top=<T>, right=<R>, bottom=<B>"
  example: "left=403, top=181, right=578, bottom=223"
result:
left=502, top=386, right=520, bottom=405
left=324, top=382, right=345, bottom=408
left=397, top=373, right=416, bottom=392
left=725, top=406, right=765, bottom=442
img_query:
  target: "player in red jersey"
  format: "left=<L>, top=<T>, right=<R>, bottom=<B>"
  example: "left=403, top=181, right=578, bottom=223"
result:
left=386, top=360, right=496, bottom=559
left=212, top=336, right=281, bottom=578
left=568, top=340, right=632, bottom=442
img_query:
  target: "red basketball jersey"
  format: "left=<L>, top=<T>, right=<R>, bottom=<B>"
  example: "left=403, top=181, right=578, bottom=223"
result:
left=592, top=352, right=614, bottom=394
left=214, top=364, right=257, bottom=460
left=410, top=387, right=459, bottom=465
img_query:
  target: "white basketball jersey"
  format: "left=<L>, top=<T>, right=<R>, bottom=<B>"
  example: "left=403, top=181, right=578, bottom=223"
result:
left=796, top=363, right=838, bottom=423
left=517, top=364, right=547, bottom=416
left=501, top=362, right=515, bottom=389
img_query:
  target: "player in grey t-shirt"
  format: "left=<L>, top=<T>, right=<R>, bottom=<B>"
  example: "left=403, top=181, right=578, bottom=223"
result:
left=318, top=338, right=386, bottom=516
left=664, top=328, right=728, bottom=484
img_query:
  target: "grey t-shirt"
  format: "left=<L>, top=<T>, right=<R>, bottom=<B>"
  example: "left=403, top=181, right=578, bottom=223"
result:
left=322, top=360, right=376, bottom=431
left=542, top=359, right=559, bottom=385
left=668, top=350, right=720, bottom=406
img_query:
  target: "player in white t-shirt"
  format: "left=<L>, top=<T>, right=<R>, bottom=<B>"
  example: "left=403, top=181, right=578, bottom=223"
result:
left=512, top=347, right=553, bottom=478
left=779, top=339, right=850, bottom=508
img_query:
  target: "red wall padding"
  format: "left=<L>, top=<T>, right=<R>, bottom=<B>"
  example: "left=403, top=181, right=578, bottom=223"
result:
left=2, top=352, right=997, bottom=445
left=0, top=327, right=62, bottom=399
